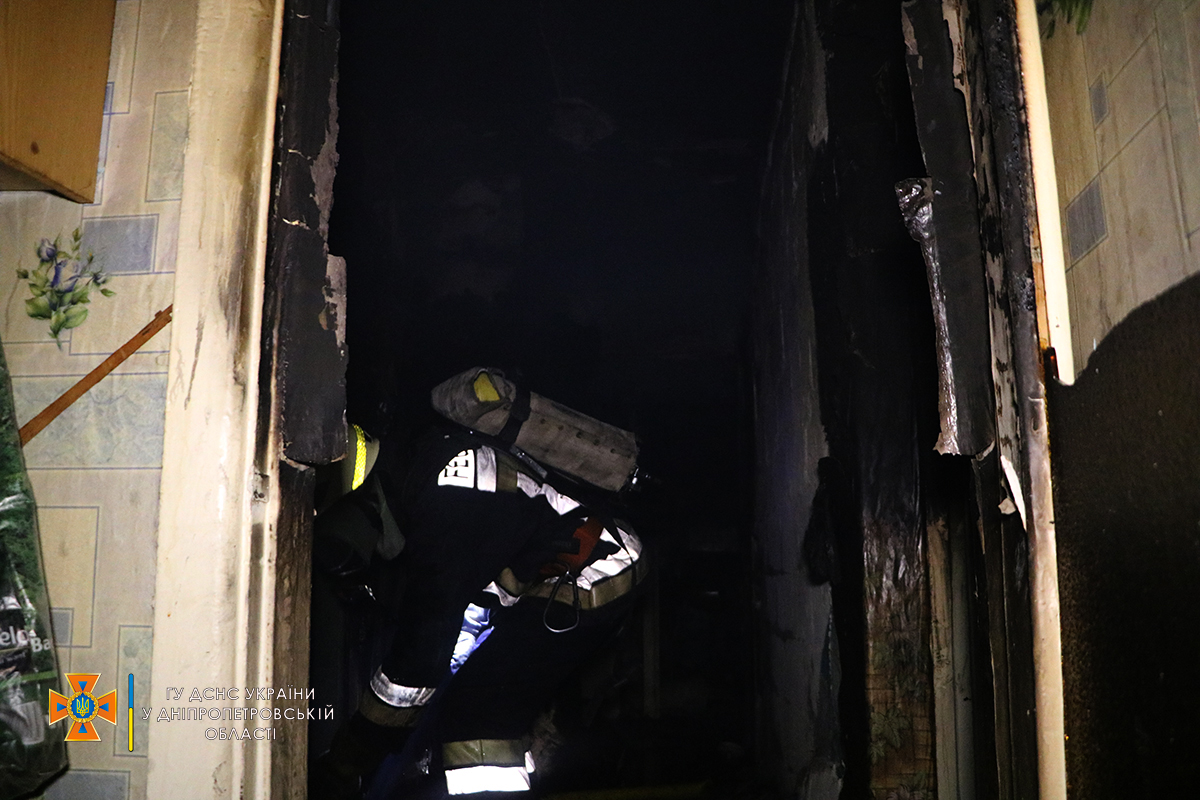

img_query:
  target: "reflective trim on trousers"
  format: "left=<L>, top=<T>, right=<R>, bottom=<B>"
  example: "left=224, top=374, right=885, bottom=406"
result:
left=444, top=761, right=535, bottom=795
left=443, top=740, right=535, bottom=794
left=369, top=666, right=436, bottom=708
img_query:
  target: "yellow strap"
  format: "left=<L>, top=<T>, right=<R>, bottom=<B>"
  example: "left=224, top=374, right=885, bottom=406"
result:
left=351, top=424, right=368, bottom=491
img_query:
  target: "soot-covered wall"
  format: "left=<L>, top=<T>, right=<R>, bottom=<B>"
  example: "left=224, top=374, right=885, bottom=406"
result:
left=752, top=0, right=938, bottom=796
left=752, top=2, right=837, bottom=795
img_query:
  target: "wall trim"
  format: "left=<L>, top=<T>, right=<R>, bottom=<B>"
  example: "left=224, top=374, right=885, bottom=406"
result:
left=148, top=0, right=286, bottom=797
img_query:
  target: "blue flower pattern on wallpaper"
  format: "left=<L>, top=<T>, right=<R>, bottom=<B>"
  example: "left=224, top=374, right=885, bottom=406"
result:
left=16, top=229, right=115, bottom=346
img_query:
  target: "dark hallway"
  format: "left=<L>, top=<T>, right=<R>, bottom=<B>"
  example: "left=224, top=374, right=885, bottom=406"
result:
left=330, top=1, right=791, bottom=526
left=305, top=1, right=1035, bottom=797
left=325, top=3, right=792, bottom=794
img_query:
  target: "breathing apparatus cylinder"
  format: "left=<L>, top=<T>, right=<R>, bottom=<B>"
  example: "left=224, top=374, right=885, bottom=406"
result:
left=430, top=367, right=639, bottom=493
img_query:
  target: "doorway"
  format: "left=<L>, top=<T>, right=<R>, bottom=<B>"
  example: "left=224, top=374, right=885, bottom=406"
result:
left=318, top=2, right=790, bottom=794
left=287, top=1, right=1033, bottom=797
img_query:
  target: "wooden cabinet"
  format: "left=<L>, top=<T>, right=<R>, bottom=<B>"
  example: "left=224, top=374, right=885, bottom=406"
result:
left=0, top=0, right=118, bottom=203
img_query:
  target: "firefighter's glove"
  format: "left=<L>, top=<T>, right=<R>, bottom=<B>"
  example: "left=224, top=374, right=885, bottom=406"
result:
left=507, top=506, right=586, bottom=582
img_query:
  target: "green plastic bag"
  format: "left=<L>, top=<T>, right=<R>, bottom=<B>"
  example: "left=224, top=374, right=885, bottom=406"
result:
left=0, top=338, right=66, bottom=798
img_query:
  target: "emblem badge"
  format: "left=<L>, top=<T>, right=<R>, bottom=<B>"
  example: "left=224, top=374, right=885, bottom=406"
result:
left=49, top=673, right=117, bottom=742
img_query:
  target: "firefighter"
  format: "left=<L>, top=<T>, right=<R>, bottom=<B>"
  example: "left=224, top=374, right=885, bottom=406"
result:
left=310, top=420, right=645, bottom=798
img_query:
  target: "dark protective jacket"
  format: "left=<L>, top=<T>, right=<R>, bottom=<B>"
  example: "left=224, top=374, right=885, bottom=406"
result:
left=316, top=426, right=644, bottom=795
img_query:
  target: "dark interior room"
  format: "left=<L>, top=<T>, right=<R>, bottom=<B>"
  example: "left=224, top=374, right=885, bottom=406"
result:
left=309, top=1, right=963, bottom=797
left=294, top=1, right=1178, bottom=798
left=320, top=1, right=794, bottom=795
left=5, top=0, right=1198, bottom=797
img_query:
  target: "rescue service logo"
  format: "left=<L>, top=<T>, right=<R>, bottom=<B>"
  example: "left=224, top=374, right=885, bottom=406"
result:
left=49, top=673, right=118, bottom=742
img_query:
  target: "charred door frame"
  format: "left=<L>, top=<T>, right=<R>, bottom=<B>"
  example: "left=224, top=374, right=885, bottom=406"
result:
left=966, top=0, right=1068, bottom=795
left=258, top=0, right=344, bottom=796
left=884, top=0, right=1068, bottom=796
left=252, top=2, right=1071, bottom=797
left=907, top=0, right=1068, bottom=796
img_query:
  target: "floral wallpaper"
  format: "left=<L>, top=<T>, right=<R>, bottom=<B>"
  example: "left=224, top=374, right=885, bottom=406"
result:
left=18, top=232, right=116, bottom=347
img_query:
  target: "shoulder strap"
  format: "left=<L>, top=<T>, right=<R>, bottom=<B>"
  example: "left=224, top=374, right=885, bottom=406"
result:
left=495, top=382, right=531, bottom=447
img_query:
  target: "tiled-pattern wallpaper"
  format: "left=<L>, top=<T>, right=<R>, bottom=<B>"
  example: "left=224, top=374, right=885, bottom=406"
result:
left=0, top=1, right=199, bottom=797
left=1042, top=0, right=1200, bottom=375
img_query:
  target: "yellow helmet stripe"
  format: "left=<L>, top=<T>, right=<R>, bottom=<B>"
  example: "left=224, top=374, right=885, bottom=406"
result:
left=351, top=424, right=368, bottom=491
